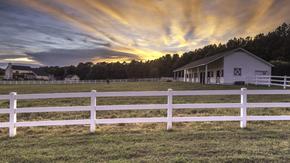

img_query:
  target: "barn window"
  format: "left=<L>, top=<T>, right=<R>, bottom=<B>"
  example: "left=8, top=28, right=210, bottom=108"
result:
left=234, top=68, right=242, bottom=76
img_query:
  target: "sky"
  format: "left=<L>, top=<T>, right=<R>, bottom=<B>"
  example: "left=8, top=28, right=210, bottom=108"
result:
left=0, top=0, right=290, bottom=67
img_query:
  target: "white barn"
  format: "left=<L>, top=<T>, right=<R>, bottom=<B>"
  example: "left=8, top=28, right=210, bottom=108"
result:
left=64, top=75, right=80, bottom=81
left=4, top=63, right=50, bottom=80
left=173, top=48, right=273, bottom=85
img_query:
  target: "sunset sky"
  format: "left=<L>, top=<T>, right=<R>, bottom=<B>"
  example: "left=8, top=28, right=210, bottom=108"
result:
left=0, top=0, right=290, bottom=66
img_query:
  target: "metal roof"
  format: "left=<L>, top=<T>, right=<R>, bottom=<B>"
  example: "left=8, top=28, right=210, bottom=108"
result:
left=11, top=65, right=48, bottom=76
left=11, top=65, right=32, bottom=71
left=173, top=48, right=273, bottom=72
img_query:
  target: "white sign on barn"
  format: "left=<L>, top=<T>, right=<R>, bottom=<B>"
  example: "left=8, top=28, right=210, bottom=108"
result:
left=173, top=48, right=273, bottom=85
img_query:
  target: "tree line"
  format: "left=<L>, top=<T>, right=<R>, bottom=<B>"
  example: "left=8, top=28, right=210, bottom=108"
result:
left=39, top=23, right=290, bottom=80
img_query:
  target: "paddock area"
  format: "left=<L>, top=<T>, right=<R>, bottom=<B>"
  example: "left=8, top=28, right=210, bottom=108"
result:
left=0, top=82, right=290, bottom=162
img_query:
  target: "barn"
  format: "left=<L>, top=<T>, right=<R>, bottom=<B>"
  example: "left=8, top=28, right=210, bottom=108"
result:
left=173, top=48, right=273, bottom=85
left=4, top=63, right=50, bottom=80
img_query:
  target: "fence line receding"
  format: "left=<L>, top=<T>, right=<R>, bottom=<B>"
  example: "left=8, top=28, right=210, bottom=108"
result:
left=0, top=78, right=163, bottom=85
left=249, top=75, right=290, bottom=89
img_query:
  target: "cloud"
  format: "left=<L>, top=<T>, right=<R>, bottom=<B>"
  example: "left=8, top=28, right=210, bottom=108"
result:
left=0, top=0, right=290, bottom=66
left=26, top=48, right=140, bottom=66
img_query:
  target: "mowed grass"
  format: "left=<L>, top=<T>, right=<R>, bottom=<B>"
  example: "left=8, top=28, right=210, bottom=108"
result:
left=0, top=82, right=290, bottom=162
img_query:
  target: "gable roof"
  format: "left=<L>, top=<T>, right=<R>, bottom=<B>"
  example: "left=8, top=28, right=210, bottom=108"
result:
left=11, top=65, right=33, bottom=71
left=9, top=64, right=49, bottom=76
left=173, top=48, right=273, bottom=72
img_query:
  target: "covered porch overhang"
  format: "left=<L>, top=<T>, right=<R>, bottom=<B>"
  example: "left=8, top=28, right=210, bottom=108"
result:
left=173, top=58, right=224, bottom=84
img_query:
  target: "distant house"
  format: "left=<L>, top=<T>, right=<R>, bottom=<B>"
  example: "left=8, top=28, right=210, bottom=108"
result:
left=64, top=75, right=80, bottom=81
left=4, top=63, right=50, bottom=80
left=173, top=48, right=273, bottom=85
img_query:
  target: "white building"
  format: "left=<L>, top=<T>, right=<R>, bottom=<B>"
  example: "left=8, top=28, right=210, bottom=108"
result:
left=64, top=75, right=80, bottom=81
left=4, top=63, right=50, bottom=80
left=173, top=48, right=273, bottom=85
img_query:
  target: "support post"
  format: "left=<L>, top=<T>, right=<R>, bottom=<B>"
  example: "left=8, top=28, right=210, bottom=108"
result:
left=173, top=72, right=176, bottom=80
left=197, top=67, right=200, bottom=83
left=283, top=75, right=287, bottom=89
left=9, top=92, right=17, bottom=137
left=90, top=90, right=97, bottom=132
left=205, top=65, right=208, bottom=84
left=268, top=76, right=271, bottom=87
left=183, top=70, right=186, bottom=82
left=167, top=89, right=173, bottom=130
left=240, top=88, right=247, bottom=128
left=190, top=69, right=193, bottom=83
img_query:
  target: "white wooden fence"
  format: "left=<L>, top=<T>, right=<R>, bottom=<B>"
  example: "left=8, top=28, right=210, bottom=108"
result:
left=1, top=88, right=290, bottom=137
left=250, top=75, right=290, bottom=89
left=0, top=78, right=161, bottom=85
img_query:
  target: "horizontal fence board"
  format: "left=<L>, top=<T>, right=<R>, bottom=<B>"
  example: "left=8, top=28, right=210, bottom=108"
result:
left=16, top=119, right=90, bottom=127
left=172, top=90, right=241, bottom=96
left=16, top=106, right=91, bottom=113
left=172, top=116, right=241, bottom=122
left=0, top=95, right=9, bottom=100
left=0, top=109, right=10, bottom=114
left=16, top=92, right=91, bottom=99
left=256, top=75, right=290, bottom=78
left=173, top=103, right=241, bottom=109
left=95, top=117, right=167, bottom=124
left=248, top=103, right=290, bottom=108
left=271, top=83, right=284, bottom=86
left=96, top=104, right=167, bottom=111
left=247, top=90, right=290, bottom=95
left=271, top=79, right=283, bottom=82
left=248, top=116, right=290, bottom=121
left=0, top=122, right=10, bottom=128
left=256, top=83, right=268, bottom=85
left=96, top=91, right=168, bottom=97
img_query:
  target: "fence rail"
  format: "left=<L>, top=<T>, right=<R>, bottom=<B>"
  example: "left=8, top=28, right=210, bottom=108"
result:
left=249, top=75, right=290, bottom=89
left=1, top=88, right=290, bottom=137
left=0, top=78, right=162, bottom=85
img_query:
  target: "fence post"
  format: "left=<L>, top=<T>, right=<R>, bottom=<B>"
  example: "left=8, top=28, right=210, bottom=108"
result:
left=240, top=88, right=247, bottom=128
left=90, top=90, right=97, bottom=132
left=167, top=89, right=173, bottom=130
left=283, top=76, right=287, bottom=89
left=268, top=76, right=271, bottom=87
left=9, top=92, right=17, bottom=137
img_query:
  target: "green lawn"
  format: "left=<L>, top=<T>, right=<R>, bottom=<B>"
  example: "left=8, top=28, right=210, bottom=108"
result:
left=0, top=82, right=290, bottom=162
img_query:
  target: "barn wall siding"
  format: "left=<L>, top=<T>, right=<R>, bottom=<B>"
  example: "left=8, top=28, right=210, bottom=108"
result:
left=223, top=51, right=271, bottom=84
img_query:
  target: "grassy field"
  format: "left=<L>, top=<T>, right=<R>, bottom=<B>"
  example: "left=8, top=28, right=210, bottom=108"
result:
left=0, top=82, right=290, bottom=162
